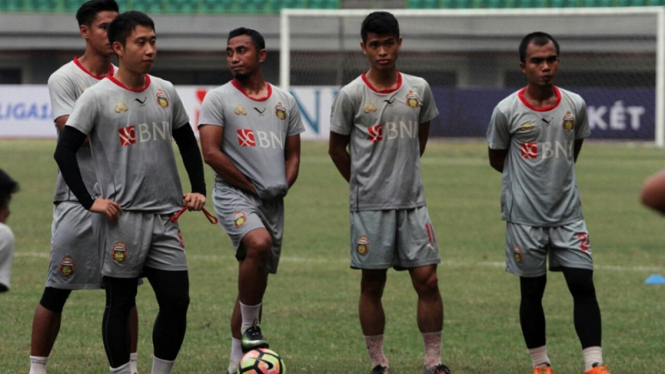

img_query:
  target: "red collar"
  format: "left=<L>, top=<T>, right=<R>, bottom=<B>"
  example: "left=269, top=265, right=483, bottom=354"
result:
left=73, top=56, right=114, bottom=80
left=231, top=79, right=272, bottom=101
left=107, top=74, right=151, bottom=92
left=518, top=86, right=561, bottom=112
left=362, top=71, right=402, bottom=94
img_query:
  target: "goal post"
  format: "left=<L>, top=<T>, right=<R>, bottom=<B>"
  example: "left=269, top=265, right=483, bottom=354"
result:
left=281, top=7, right=665, bottom=146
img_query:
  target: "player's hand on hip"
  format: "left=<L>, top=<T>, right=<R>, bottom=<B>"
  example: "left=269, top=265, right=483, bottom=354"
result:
left=183, top=193, right=206, bottom=211
left=90, top=197, right=122, bottom=223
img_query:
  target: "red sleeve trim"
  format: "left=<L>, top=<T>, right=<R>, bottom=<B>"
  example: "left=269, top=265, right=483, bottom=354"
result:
left=107, top=74, right=152, bottom=92
left=231, top=79, right=272, bottom=101
left=73, top=56, right=114, bottom=80
left=361, top=71, right=402, bottom=94
left=518, top=86, right=561, bottom=112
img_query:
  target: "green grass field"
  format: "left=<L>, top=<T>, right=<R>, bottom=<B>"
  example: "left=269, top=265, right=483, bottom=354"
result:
left=1, top=139, right=664, bottom=374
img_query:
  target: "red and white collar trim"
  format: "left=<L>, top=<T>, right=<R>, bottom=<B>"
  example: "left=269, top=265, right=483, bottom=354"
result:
left=518, top=86, right=561, bottom=112
left=107, top=74, right=151, bottom=93
left=231, top=79, right=272, bottom=101
left=362, top=71, right=402, bottom=94
left=73, top=56, right=114, bottom=80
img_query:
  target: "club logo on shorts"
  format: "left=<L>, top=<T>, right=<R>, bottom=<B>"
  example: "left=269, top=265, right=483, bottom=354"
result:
left=114, top=102, right=129, bottom=113
left=520, top=142, right=538, bottom=159
left=233, top=211, right=247, bottom=227
left=513, top=245, right=523, bottom=263
left=363, top=103, right=378, bottom=113
left=357, top=235, right=369, bottom=255
left=234, top=105, right=248, bottom=116
left=275, top=102, right=287, bottom=120
left=156, top=89, right=169, bottom=108
left=562, top=111, right=575, bottom=131
left=59, top=256, right=75, bottom=277
left=406, top=90, right=420, bottom=108
left=368, top=124, right=383, bottom=143
left=112, top=241, right=128, bottom=263
left=118, top=125, right=136, bottom=146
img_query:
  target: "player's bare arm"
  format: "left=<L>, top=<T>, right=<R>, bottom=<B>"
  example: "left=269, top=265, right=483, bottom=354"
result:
left=328, top=131, right=351, bottom=182
left=284, top=135, right=301, bottom=188
left=54, top=125, right=122, bottom=223
left=199, top=124, right=257, bottom=194
left=573, top=139, right=584, bottom=163
left=488, top=148, right=509, bottom=173
left=641, top=168, right=665, bottom=214
left=419, top=121, right=430, bottom=157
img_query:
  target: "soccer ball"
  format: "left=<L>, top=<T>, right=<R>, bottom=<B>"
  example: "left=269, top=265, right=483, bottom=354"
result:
left=237, top=348, right=285, bottom=374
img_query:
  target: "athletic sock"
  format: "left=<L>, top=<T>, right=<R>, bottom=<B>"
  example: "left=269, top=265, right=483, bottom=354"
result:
left=110, top=362, right=131, bottom=374
left=528, top=345, right=551, bottom=367
left=239, top=302, right=261, bottom=334
left=227, top=337, right=244, bottom=373
left=151, top=357, right=175, bottom=374
left=29, top=356, right=48, bottom=374
left=364, top=334, right=389, bottom=369
left=583, top=346, right=603, bottom=371
left=422, top=331, right=443, bottom=369
left=129, top=352, right=138, bottom=374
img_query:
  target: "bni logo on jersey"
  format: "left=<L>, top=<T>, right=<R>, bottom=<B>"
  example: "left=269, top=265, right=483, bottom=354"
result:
left=119, top=125, right=136, bottom=146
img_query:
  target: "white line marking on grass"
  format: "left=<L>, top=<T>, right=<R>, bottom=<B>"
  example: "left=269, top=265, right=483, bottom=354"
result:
left=16, top=252, right=665, bottom=272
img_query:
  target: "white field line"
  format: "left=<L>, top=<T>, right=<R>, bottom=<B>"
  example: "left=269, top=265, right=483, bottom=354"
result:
left=15, top=252, right=665, bottom=273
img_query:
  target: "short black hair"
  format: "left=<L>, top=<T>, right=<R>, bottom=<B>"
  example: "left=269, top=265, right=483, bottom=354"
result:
left=76, top=0, right=119, bottom=27
left=519, top=32, right=560, bottom=63
left=0, top=169, right=18, bottom=211
left=361, top=11, right=400, bottom=43
left=228, top=27, right=265, bottom=51
left=108, top=10, right=155, bottom=47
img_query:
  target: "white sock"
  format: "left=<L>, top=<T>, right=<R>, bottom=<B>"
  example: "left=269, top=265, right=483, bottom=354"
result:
left=364, top=334, right=389, bottom=369
left=29, top=356, right=48, bottom=374
left=227, top=337, right=244, bottom=373
left=110, top=362, right=131, bottom=374
left=583, top=346, right=603, bottom=371
left=151, top=356, right=175, bottom=374
left=129, top=352, right=138, bottom=374
left=528, top=345, right=551, bottom=367
left=422, top=331, right=442, bottom=369
left=239, top=302, right=261, bottom=334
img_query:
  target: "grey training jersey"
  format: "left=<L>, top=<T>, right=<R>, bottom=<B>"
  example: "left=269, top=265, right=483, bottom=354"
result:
left=198, top=80, right=305, bottom=200
left=486, top=86, right=590, bottom=227
left=66, top=74, right=189, bottom=214
left=330, top=72, right=439, bottom=211
left=49, top=58, right=115, bottom=203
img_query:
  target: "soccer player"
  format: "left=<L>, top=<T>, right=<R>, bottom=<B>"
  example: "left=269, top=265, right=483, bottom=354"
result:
left=54, top=11, right=206, bottom=374
left=28, top=2, right=143, bottom=374
left=328, top=11, right=451, bottom=374
left=198, top=27, right=304, bottom=374
left=0, top=169, right=19, bottom=293
left=641, top=168, right=665, bottom=214
left=486, top=32, right=611, bottom=374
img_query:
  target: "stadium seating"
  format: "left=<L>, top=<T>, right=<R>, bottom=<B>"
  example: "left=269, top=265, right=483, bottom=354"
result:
left=0, top=0, right=661, bottom=14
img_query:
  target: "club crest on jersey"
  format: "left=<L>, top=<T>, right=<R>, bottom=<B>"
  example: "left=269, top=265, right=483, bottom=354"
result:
left=114, top=102, right=128, bottom=113
left=275, top=102, right=287, bottom=120
left=112, top=241, right=128, bottom=263
left=357, top=235, right=369, bottom=255
left=518, top=121, right=536, bottom=132
left=233, top=211, right=247, bottom=227
left=363, top=103, right=378, bottom=113
left=406, top=90, right=420, bottom=108
left=59, top=256, right=75, bottom=277
left=513, top=245, right=523, bottom=263
left=234, top=105, right=248, bottom=116
left=562, top=111, right=575, bottom=131
left=156, top=89, right=169, bottom=108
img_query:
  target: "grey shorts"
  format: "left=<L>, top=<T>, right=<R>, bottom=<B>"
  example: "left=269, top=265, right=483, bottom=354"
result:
left=350, top=206, right=441, bottom=270
left=505, top=220, right=593, bottom=277
left=213, top=183, right=283, bottom=274
left=46, top=202, right=102, bottom=290
left=93, top=211, right=188, bottom=278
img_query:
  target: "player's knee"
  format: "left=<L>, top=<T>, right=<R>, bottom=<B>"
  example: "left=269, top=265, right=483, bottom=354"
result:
left=244, top=235, right=272, bottom=262
left=565, top=270, right=597, bottom=301
left=39, top=287, right=72, bottom=313
left=160, top=291, right=190, bottom=315
left=360, top=271, right=387, bottom=297
left=520, top=275, right=547, bottom=300
left=413, top=272, right=440, bottom=296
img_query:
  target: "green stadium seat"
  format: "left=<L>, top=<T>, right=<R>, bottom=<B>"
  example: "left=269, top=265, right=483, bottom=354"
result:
left=409, top=0, right=440, bottom=8
left=514, top=0, right=547, bottom=7
left=130, top=0, right=165, bottom=13
left=201, top=0, right=235, bottom=14
left=307, top=0, right=338, bottom=8
left=237, top=0, right=268, bottom=13
left=449, top=0, right=472, bottom=8
left=630, top=0, right=647, bottom=4
left=650, top=0, right=665, bottom=4
left=549, top=0, right=579, bottom=7
left=166, top=0, right=197, bottom=13
left=25, top=0, right=59, bottom=12
left=273, top=0, right=305, bottom=10
left=0, top=0, right=25, bottom=12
